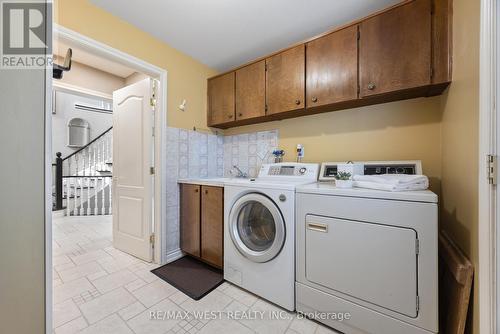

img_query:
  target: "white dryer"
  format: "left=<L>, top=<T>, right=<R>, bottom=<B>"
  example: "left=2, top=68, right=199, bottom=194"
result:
left=296, top=161, right=438, bottom=334
left=224, top=163, right=319, bottom=311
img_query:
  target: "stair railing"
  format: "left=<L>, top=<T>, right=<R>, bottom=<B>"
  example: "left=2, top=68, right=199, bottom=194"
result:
left=54, top=126, right=113, bottom=216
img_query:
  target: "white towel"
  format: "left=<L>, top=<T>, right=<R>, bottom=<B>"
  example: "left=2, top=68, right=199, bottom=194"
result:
left=352, top=174, right=429, bottom=192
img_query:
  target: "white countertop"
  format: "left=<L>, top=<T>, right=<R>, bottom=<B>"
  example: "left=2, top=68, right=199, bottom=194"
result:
left=177, top=178, right=229, bottom=187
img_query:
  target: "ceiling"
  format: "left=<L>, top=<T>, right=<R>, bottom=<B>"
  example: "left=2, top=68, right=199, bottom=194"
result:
left=90, top=0, right=401, bottom=71
left=53, top=40, right=137, bottom=78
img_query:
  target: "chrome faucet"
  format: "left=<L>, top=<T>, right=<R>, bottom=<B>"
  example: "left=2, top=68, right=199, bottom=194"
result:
left=231, top=165, right=248, bottom=178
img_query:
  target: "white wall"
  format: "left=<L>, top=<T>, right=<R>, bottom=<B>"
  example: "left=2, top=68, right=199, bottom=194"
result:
left=125, top=72, right=149, bottom=85
left=55, top=55, right=126, bottom=95
left=52, top=90, right=113, bottom=159
left=0, top=43, right=47, bottom=334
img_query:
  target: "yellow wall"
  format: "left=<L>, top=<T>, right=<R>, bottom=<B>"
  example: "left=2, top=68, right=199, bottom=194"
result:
left=440, top=0, right=480, bottom=332
left=54, top=0, right=218, bottom=130
left=226, top=94, right=443, bottom=192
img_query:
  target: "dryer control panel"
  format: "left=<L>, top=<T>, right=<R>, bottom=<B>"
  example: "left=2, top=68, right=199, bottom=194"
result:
left=319, top=160, right=423, bottom=182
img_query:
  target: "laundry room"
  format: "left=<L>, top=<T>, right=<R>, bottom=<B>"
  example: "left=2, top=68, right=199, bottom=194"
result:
left=2, top=0, right=487, bottom=334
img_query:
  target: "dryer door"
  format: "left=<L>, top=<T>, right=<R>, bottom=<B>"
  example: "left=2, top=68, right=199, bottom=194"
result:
left=229, top=193, right=285, bottom=263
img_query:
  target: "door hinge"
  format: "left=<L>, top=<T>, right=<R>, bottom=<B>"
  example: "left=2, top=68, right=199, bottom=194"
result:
left=150, top=80, right=158, bottom=108
left=430, top=67, right=434, bottom=79
left=416, top=296, right=420, bottom=313
left=415, top=239, right=420, bottom=255
left=265, top=63, right=268, bottom=71
left=357, top=30, right=360, bottom=41
left=265, top=104, right=268, bottom=112
left=488, top=155, right=497, bottom=185
left=357, top=85, right=360, bottom=95
left=150, top=97, right=157, bottom=107
left=150, top=233, right=155, bottom=247
left=150, top=167, right=155, bottom=175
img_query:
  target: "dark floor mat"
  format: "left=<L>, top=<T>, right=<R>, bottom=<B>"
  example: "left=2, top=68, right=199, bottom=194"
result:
left=151, top=256, right=224, bottom=300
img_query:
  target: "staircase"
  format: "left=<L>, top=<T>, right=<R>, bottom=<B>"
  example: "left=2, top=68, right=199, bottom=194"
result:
left=53, top=127, right=113, bottom=216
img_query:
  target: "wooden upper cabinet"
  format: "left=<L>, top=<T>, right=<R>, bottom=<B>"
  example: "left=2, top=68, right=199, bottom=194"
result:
left=180, top=184, right=201, bottom=257
left=236, top=61, right=266, bottom=121
left=306, top=26, right=358, bottom=108
left=266, top=45, right=305, bottom=115
left=359, top=0, right=431, bottom=97
left=201, top=186, right=223, bottom=268
left=208, top=72, right=235, bottom=126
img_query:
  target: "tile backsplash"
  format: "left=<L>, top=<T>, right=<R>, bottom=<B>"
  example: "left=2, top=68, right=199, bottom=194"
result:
left=164, top=127, right=278, bottom=257
left=223, top=130, right=279, bottom=178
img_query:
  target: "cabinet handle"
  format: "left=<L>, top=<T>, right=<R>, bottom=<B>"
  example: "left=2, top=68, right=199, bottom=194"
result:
left=367, top=83, right=376, bottom=90
left=311, top=97, right=318, bottom=103
left=205, top=190, right=208, bottom=194
left=227, top=114, right=233, bottom=119
left=238, top=113, right=243, bottom=117
left=195, top=188, right=199, bottom=193
left=295, top=99, right=301, bottom=105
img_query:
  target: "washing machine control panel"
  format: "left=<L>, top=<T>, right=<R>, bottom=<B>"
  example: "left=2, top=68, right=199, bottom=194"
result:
left=259, top=163, right=319, bottom=181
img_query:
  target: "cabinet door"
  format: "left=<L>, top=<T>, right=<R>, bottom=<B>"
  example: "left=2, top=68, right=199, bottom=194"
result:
left=208, top=72, right=235, bottom=126
left=236, top=61, right=266, bottom=121
left=306, top=26, right=358, bottom=107
left=359, top=0, right=431, bottom=97
left=266, top=45, right=305, bottom=115
left=180, top=184, right=201, bottom=257
left=201, top=186, right=223, bottom=268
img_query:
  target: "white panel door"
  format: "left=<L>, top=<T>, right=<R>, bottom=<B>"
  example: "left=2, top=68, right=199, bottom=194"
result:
left=305, top=215, right=418, bottom=317
left=112, top=78, right=154, bottom=262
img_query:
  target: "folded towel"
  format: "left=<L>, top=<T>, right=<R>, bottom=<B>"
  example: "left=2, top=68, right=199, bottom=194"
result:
left=352, top=174, right=429, bottom=192
left=353, top=174, right=428, bottom=186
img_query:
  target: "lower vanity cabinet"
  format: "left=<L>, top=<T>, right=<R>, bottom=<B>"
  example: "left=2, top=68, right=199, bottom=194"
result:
left=180, top=183, right=223, bottom=269
left=180, top=184, right=201, bottom=257
left=201, top=186, right=224, bottom=268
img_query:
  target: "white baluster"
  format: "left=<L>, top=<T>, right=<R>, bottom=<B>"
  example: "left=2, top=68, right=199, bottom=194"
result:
left=92, top=177, right=97, bottom=216
left=79, top=177, right=83, bottom=215
left=75, top=155, right=78, bottom=175
left=75, top=178, right=78, bottom=215
left=102, top=137, right=106, bottom=169
left=82, top=150, right=86, bottom=176
left=69, top=178, right=74, bottom=216
left=67, top=158, right=71, bottom=178
left=101, top=177, right=106, bottom=215
left=108, top=178, right=112, bottom=215
left=84, top=177, right=88, bottom=215
left=64, top=179, right=69, bottom=216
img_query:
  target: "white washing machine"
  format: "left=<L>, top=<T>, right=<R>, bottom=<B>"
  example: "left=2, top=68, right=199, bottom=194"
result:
left=224, top=163, right=319, bottom=311
left=296, top=161, right=438, bottom=334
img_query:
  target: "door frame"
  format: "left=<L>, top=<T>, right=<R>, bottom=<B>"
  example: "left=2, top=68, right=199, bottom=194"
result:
left=46, top=25, right=168, bottom=331
left=479, top=0, right=497, bottom=333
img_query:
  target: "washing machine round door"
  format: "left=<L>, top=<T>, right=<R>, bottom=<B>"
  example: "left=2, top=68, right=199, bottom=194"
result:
left=229, top=193, right=285, bottom=263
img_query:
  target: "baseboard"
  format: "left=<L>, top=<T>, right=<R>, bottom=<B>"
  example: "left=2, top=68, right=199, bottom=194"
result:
left=52, top=209, right=65, bottom=219
left=165, top=248, right=184, bottom=264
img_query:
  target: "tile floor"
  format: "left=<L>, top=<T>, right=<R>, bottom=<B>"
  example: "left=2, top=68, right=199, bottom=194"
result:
left=52, top=215, right=339, bottom=334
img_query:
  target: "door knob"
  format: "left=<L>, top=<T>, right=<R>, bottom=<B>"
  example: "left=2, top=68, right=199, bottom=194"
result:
left=227, top=114, right=233, bottom=119
left=195, top=188, right=199, bottom=193
left=311, top=97, right=318, bottom=103
left=205, top=190, right=208, bottom=194
left=238, top=113, right=243, bottom=117
left=295, top=99, right=301, bottom=105
left=367, top=83, right=376, bottom=90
